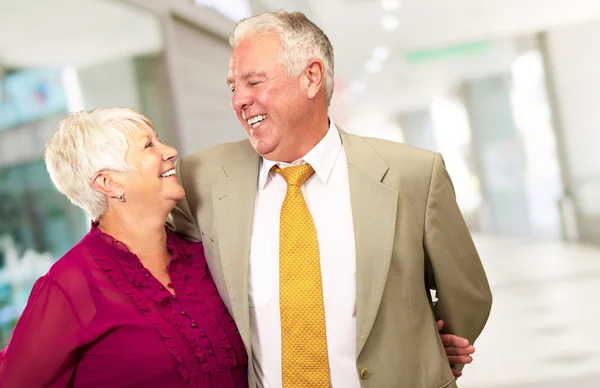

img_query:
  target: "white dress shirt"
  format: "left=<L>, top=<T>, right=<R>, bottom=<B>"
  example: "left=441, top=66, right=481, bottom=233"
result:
left=248, top=120, right=360, bottom=388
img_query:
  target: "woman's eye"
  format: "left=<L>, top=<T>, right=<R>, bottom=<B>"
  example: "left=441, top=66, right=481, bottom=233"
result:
left=145, top=142, right=153, bottom=148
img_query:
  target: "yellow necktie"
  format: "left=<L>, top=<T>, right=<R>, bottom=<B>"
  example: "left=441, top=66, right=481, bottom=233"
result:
left=274, top=164, right=330, bottom=388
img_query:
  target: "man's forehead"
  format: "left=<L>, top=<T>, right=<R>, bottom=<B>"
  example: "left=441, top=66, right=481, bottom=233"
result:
left=231, top=35, right=283, bottom=61
left=228, top=49, right=248, bottom=74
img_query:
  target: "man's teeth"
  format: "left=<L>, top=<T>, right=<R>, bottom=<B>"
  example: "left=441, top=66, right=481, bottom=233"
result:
left=247, top=114, right=268, bottom=126
left=160, top=169, right=176, bottom=177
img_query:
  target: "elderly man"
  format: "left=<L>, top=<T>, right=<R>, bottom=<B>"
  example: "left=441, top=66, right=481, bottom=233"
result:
left=168, top=10, right=492, bottom=388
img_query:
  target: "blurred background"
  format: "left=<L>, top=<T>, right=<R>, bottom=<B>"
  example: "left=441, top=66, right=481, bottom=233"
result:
left=0, top=0, right=599, bottom=386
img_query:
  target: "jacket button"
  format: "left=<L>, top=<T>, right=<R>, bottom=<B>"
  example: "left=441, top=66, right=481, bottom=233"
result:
left=360, top=368, right=368, bottom=379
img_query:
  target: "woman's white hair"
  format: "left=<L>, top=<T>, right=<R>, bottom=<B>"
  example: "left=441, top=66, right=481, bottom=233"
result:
left=44, top=107, right=154, bottom=220
left=230, top=10, right=335, bottom=106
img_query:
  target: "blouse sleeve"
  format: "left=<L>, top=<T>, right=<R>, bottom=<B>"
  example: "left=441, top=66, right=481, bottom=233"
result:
left=0, top=275, right=84, bottom=387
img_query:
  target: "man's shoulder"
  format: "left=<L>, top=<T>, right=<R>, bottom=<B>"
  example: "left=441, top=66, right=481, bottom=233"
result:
left=175, top=139, right=256, bottom=194
left=346, top=132, right=436, bottom=166
left=177, top=139, right=255, bottom=181
left=343, top=132, right=440, bottom=193
left=180, top=139, right=253, bottom=166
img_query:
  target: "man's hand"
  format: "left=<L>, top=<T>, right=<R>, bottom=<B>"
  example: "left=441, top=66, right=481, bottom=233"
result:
left=437, top=320, right=474, bottom=378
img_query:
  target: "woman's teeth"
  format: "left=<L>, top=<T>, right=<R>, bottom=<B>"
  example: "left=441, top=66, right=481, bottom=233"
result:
left=160, top=169, right=176, bottom=177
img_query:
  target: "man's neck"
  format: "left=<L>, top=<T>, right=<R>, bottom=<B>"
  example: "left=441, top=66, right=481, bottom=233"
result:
left=273, top=115, right=330, bottom=163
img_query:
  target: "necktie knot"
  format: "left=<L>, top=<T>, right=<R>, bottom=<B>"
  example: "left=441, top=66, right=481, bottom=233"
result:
left=273, top=164, right=314, bottom=187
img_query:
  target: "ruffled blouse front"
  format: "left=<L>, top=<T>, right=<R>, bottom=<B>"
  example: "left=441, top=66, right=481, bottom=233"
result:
left=0, top=225, right=248, bottom=388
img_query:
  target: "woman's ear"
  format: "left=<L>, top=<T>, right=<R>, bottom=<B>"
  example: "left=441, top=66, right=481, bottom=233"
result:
left=91, top=171, right=122, bottom=198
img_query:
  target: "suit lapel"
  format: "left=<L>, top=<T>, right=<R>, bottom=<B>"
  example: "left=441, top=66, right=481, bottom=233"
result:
left=209, top=131, right=398, bottom=358
left=212, top=145, right=259, bottom=351
left=339, top=129, right=399, bottom=358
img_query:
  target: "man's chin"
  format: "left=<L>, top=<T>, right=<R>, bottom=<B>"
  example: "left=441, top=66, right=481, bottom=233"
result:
left=251, top=138, right=277, bottom=158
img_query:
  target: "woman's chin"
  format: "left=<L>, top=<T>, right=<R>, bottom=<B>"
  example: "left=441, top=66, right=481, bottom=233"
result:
left=168, top=186, right=186, bottom=203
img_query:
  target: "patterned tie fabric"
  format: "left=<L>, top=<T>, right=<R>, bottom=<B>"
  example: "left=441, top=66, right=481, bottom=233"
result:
left=273, top=164, right=330, bottom=388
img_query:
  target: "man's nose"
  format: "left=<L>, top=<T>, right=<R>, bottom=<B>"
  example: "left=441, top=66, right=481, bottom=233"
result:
left=232, top=86, right=252, bottom=112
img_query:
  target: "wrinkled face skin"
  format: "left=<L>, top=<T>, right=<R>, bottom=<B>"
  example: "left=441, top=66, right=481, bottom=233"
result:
left=228, top=34, right=312, bottom=161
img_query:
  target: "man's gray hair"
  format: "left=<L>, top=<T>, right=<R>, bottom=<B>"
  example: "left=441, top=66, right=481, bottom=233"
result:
left=44, top=108, right=153, bottom=220
left=230, top=10, right=335, bottom=106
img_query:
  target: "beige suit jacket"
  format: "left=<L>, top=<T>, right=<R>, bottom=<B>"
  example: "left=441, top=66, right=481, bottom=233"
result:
left=167, top=128, right=493, bottom=388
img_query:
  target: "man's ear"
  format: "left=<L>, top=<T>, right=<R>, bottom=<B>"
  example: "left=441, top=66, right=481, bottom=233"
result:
left=304, top=58, right=325, bottom=100
left=91, top=171, right=122, bottom=198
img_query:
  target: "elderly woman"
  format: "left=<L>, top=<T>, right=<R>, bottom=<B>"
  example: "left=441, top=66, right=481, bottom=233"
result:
left=0, top=108, right=248, bottom=387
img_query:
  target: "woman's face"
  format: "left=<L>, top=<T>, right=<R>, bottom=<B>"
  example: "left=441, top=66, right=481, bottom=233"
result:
left=118, top=126, right=185, bottom=211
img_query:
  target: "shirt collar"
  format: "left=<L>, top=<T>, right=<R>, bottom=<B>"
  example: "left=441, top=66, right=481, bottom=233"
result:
left=258, top=119, right=341, bottom=189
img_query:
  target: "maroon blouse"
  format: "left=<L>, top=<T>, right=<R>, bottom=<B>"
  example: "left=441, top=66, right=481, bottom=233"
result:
left=0, top=225, right=248, bottom=388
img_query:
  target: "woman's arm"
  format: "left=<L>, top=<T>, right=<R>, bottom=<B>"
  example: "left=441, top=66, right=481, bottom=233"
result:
left=0, top=275, right=82, bottom=387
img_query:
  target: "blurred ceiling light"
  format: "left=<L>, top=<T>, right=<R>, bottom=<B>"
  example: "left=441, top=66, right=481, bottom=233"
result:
left=381, top=16, right=399, bottom=31
left=372, top=46, right=390, bottom=61
left=62, top=67, right=84, bottom=112
left=381, top=0, right=400, bottom=10
left=349, top=80, right=367, bottom=95
left=365, top=59, right=382, bottom=74
left=194, top=0, right=251, bottom=21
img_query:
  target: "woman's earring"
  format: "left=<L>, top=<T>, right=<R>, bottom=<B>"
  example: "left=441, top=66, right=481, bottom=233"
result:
left=116, top=193, right=125, bottom=202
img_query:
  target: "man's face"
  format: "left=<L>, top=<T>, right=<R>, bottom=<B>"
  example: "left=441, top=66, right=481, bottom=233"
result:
left=228, top=34, right=307, bottom=160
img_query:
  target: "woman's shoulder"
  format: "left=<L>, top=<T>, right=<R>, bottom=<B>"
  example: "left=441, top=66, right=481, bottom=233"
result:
left=45, top=237, right=98, bottom=292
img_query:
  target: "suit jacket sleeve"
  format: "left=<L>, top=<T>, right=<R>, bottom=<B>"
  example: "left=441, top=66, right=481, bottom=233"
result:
left=166, top=157, right=202, bottom=242
left=424, top=153, right=493, bottom=351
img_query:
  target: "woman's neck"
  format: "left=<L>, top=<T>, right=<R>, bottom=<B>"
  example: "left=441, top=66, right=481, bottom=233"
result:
left=97, top=210, right=171, bottom=269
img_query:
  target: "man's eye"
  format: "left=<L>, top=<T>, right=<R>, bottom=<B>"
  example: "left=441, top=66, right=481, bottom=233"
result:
left=145, top=142, right=153, bottom=148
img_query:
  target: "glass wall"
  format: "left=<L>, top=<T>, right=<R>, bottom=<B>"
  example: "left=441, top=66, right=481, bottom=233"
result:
left=0, top=67, right=89, bottom=346
left=0, top=159, right=88, bottom=346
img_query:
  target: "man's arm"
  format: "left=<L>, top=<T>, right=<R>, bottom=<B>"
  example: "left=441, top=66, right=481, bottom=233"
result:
left=166, top=157, right=202, bottom=241
left=424, top=153, right=493, bottom=372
